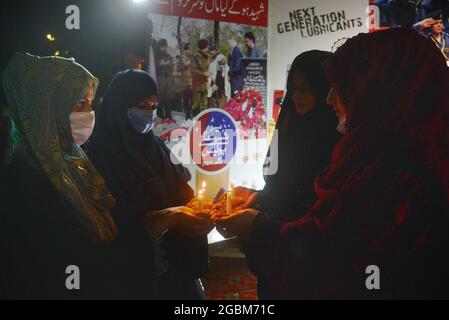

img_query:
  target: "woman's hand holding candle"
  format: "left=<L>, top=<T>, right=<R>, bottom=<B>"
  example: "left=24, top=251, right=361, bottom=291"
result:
left=172, top=209, right=215, bottom=236
left=213, top=186, right=255, bottom=215
left=214, top=208, right=260, bottom=236
left=234, top=191, right=259, bottom=211
left=198, top=190, right=204, bottom=212
left=146, top=206, right=214, bottom=236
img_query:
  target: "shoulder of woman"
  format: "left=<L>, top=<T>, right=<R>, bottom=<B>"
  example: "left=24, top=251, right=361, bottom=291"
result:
left=0, top=160, right=63, bottom=216
left=379, top=156, right=447, bottom=213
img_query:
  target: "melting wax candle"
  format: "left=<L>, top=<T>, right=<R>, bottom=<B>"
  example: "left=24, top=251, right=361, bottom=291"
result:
left=198, top=190, right=204, bottom=212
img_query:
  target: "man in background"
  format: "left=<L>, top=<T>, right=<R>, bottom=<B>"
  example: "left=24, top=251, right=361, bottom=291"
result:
left=228, top=39, right=244, bottom=97
left=156, top=38, right=174, bottom=119
left=244, top=32, right=264, bottom=59
left=209, top=43, right=219, bottom=60
left=178, top=43, right=194, bottom=119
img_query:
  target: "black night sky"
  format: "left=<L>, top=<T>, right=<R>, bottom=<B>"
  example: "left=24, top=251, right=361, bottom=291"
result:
left=0, top=0, right=151, bottom=101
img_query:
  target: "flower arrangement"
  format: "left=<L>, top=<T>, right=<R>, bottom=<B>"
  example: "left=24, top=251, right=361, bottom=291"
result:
left=223, top=89, right=266, bottom=139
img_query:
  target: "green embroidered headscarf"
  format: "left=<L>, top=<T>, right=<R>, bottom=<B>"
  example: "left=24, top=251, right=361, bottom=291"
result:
left=1, top=53, right=117, bottom=241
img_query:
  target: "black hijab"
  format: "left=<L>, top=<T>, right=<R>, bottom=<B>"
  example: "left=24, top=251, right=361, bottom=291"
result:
left=86, top=70, right=193, bottom=224
left=261, top=51, right=340, bottom=219
left=85, top=70, right=206, bottom=299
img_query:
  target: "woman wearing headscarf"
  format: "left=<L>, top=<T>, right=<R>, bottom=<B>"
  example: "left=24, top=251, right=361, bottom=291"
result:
left=220, top=50, right=339, bottom=299
left=0, top=53, right=118, bottom=299
left=257, top=51, right=339, bottom=220
left=232, top=51, right=340, bottom=224
left=208, top=54, right=231, bottom=108
left=85, top=70, right=213, bottom=300
left=216, top=28, right=449, bottom=299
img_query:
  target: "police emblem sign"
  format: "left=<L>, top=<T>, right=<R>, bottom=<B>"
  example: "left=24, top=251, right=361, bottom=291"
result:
left=189, top=109, right=238, bottom=175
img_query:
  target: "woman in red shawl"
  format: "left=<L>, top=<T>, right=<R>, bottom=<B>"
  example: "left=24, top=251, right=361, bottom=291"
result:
left=216, top=28, right=449, bottom=299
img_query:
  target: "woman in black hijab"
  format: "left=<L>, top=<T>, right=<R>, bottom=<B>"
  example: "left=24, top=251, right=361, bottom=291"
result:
left=85, top=70, right=213, bottom=299
left=221, top=50, right=339, bottom=298
left=237, top=51, right=340, bottom=221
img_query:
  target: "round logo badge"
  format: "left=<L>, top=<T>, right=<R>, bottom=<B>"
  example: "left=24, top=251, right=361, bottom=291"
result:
left=189, top=108, right=238, bottom=175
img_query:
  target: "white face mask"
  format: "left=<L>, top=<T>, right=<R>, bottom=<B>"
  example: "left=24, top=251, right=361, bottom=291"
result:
left=70, top=111, right=95, bottom=145
left=336, top=115, right=347, bottom=135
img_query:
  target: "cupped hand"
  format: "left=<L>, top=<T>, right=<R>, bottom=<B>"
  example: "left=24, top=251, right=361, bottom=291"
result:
left=213, top=208, right=260, bottom=237
left=234, top=191, right=259, bottom=211
left=172, top=208, right=215, bottom=236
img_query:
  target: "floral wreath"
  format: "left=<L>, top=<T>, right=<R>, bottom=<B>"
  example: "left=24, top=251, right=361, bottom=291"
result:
left=223, top=89, right=266, bottom=137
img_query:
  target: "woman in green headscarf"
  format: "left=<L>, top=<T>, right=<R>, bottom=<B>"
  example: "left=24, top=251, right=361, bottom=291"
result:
left=0, top=53, right=118, bottom=299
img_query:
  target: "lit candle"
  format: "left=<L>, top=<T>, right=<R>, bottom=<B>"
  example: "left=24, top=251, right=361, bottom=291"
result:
left=198, top=190, right=204, bottom=212
left=226, top=191, right=232, bottom=215
left=229, top=181, right=235, bottom=199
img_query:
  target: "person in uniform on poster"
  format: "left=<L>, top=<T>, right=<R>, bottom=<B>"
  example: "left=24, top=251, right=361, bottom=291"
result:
left=415, top=10, right=449, bottom=60
left=208, top=54, right=231, bottom=108
left=156, top=39, right=174, bottom=119
left=209, top=43, right=219, bottom=60
left=192, top=39, right=212, bottom=116
left=177, top=43, right=194, bottom=119
left=173, top=54, right=184, bottom=114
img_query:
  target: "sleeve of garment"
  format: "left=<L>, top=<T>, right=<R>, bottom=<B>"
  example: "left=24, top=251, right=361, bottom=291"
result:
left=255, top=48, right=264, bottom=59
left=192, top=55, right=200, bottom=74
left=412, top=22, right=423, bottom=32
left=242, top=166, right=449, bottom=298
left=156, top=138, right=194, bottom=205
left=142, top=214, right=169, bottom=277
left=178, top=58, right=189, bottom=73
left=242, top=207, right=327, bottom=298
left=0, top=162, right=106, bottom=299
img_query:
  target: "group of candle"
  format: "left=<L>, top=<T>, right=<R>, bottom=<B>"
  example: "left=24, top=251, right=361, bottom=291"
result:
left=197, top=181, right=235, bottom=215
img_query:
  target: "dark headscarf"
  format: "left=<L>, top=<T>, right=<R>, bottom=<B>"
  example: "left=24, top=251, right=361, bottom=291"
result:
left=85, top=70, right=201, bottom=298
left=1, top=53, right=117, bottom=241
left=261, top=50, right=339, bottom=219
left=86, top=70, right=192, bottom=222
left=246, top=29, right=449, bottom=299
left=278, top=27, right=449, bottom=298
left=321, top=28, right=449, bottom=199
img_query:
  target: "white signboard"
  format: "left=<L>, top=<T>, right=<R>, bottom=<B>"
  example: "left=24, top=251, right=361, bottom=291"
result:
left=267, top=0, right=370, bottom=114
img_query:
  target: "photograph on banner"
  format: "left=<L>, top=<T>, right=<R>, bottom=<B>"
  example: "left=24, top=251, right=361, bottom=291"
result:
left=371, top=1, right=449, bottom=62
left=147, top=13, right=268, bottom=143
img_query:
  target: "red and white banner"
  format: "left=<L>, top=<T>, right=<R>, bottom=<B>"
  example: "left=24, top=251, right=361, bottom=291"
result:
left=148, top=0, right=268, bottom=26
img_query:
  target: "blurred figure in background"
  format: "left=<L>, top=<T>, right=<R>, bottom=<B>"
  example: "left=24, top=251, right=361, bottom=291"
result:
left=208, top=54, right=231, bottom=108
left=414, top=10, right=449, bottom=60
left=178, top=43, right=194, bottom=119
left=228, top=39, right=244, bottom=97
left=156, top=38, right=174, bottom=119
left=244, top=31, right=264, bottom=59
left=192, top=39, right=212, bottom=116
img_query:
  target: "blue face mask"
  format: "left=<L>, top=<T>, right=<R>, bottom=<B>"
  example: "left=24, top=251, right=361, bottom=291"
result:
left=127, top=108, right=157, bottom=134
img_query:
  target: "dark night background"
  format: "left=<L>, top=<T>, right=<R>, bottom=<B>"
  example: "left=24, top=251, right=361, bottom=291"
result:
left=0, top=0, right=151, bottom=106
left=0, top=0, right=154, bottom=160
